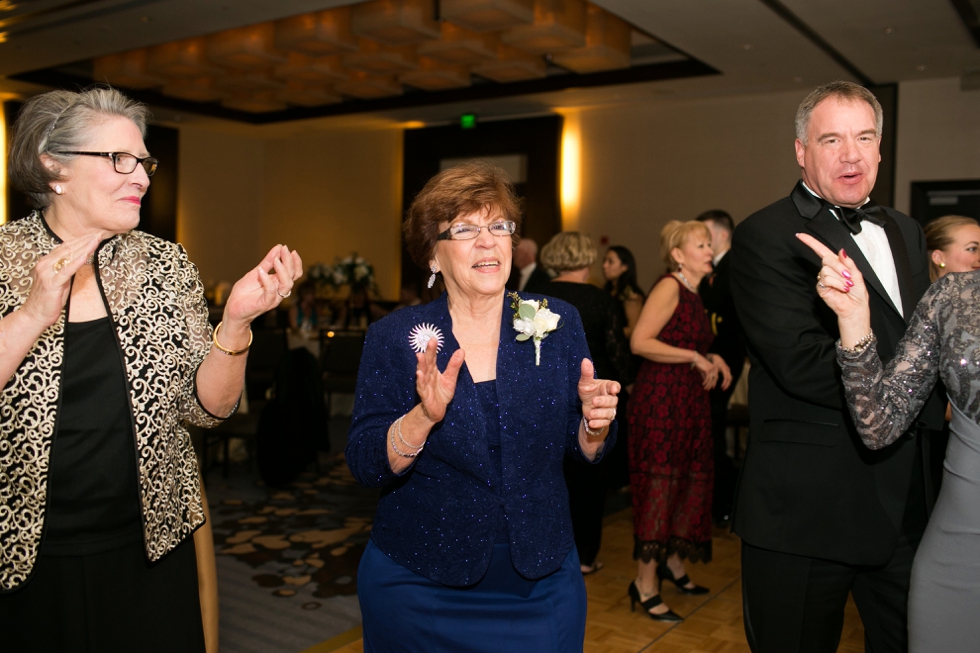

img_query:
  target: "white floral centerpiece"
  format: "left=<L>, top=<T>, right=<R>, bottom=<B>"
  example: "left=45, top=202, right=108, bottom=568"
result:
left=307, top=254, right=378, bottom=296
left=508, top=292, right=561, bottom=366
left=332, top=253, right=377, bottom=294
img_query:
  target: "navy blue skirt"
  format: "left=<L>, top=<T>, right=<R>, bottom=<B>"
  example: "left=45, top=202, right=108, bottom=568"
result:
left=358, top=540, right=586, bottom=653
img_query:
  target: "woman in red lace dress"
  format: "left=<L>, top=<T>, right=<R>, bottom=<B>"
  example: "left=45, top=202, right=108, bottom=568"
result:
left=627, top=220, right=731, bottom=621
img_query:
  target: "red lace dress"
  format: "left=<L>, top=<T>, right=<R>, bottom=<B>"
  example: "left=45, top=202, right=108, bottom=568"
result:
left=627, top=274, right=714, bottom=564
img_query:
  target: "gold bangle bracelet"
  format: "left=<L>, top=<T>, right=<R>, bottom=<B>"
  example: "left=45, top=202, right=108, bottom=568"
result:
left=212, top=321, right=252, bottom=356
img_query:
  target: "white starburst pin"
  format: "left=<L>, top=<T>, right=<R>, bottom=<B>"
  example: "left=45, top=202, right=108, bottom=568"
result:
left=409, top=323, right=444, bottom=354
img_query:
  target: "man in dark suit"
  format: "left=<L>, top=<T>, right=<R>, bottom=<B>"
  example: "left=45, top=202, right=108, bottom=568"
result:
left=506, top=238, right=551, bottom=293
left=730, top=81, right=945, bottom=653
left=696, top=210, right=745, bottom=526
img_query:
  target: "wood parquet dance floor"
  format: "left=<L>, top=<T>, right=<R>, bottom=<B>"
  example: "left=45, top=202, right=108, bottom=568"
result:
left=308, top=508, right=866, bottom=653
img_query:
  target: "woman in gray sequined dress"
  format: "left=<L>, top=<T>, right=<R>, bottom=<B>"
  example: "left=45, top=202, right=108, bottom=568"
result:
left=798, top=232, right=980, bottom=652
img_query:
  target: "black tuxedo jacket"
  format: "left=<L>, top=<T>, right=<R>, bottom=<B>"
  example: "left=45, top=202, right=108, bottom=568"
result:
left=699, top=251, right=746, bottom=378
left=730, top=181, right=945, bottom=566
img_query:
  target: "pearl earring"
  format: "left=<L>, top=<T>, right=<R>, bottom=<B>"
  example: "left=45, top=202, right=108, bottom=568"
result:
left=940, top=262, right=946, bottom=269
left=54, top=185, right=63, bottom=195
left=427, top=267, right=438, bottom=289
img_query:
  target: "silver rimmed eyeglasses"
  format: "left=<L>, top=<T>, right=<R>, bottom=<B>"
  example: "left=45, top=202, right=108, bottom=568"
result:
left=57, top=151, right=159, bottom=177
left=436, top=221, right=517, bottom=241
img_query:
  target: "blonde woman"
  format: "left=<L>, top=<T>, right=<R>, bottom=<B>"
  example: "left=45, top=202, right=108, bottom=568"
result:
left=925, top=215, right=980, bottom=282
left=626, top=220, right=730, bottom=621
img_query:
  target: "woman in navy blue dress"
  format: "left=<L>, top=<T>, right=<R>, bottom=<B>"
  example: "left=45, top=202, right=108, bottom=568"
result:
left=346, top=161, right=621, bottom=652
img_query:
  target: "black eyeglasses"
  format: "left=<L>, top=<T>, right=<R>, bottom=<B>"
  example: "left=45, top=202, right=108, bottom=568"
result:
left=436, top=221, right=517, bottom=241
left=57, top=151, right=158, bottom=176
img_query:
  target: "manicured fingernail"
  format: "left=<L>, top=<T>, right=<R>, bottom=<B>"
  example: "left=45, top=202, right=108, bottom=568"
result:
left=844, top=286, right=850, bottom=292
left=841, top=269, right=852, bottom=279
left=846, top=280, right=854, bottom=287
left=841, top=249, right=849, bottom=259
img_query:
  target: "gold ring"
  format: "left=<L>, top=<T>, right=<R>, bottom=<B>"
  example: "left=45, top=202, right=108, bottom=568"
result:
left=53, top=257, right=71, bottom=272
left=277, top=289, right=291, bottom=299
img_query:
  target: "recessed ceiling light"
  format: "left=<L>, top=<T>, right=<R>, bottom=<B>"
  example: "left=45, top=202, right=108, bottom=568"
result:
left=743, top=44, right=753, bottom=51
left=141, top=16, right=153, bottom=23
left=916, top=64, right=927, bottom=71
left=884, top=27, right=896, bottom=35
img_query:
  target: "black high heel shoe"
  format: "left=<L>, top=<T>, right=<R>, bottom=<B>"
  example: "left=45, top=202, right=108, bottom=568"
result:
left=627, top=580, right=683, bottom=622
left=656, top=561, right=709, bottom=595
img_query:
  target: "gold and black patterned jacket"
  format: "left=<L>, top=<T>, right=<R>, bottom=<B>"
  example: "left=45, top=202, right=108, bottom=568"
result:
left=0, top=212, right=225, bottom=592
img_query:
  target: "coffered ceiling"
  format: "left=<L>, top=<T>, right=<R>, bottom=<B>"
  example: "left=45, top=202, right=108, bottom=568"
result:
left=0, top=0, right=977, bottom=126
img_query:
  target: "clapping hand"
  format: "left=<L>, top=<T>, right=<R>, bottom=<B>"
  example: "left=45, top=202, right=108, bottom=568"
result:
left=223, top=245, right=303, bottom=327
left=578, top=358, right=621, bottom=435
left=416, top=338, right=465, bottom=424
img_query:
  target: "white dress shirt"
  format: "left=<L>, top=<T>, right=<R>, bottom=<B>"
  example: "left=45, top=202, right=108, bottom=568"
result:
left=803, top=182, right=903, bottom=317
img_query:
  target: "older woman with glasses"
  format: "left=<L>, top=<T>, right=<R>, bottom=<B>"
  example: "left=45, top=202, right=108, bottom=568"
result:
left=347, top=161, right=620, bottom=652
left=0, top=88, right=301, bottom=652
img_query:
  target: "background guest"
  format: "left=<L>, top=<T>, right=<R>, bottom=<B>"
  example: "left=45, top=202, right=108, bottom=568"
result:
left=925, top=215, right=980, bottom=281
left=602, top=245, right=645, bottom=338
left=627, top=220, right=731, bottom=622
left=540, top=231, right=632, bottom=575
left=334, top=287, right=386, bottom=330
left=0, top=87, right=302, bottom=652
left=288, top=279, right=320, bottom=331
left=506, top=237, right=551, bottom=292
left=602, top=244, right=646, bottom=490
left=346, top=161, right=619, bottom=652
left=695, top=209, right=746, bottom=526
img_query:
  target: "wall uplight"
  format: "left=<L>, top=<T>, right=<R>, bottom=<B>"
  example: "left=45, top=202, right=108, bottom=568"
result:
left=0, top=102, right=6, bottom=225
left=559, top=110, right=581, bottom=229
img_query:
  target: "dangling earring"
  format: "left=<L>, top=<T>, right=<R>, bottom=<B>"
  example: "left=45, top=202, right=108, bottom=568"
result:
left=54, top=185, right=63, bottom=195
left=427, top=266, right=438, bottom=289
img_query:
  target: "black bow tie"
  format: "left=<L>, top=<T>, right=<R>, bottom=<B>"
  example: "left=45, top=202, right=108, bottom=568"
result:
left=824, top=200, right=885, bottom=235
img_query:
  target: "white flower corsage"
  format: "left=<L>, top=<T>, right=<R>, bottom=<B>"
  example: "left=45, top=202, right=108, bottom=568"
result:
left=409, top=323, right=444, bottom=353
left=508, top=292, right=561, bottom=366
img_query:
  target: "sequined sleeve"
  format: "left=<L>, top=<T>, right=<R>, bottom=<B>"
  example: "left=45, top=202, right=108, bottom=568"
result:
left=838, top=282, right=944, bottom=450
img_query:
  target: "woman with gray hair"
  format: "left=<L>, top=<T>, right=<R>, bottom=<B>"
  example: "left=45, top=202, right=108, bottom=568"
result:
left=0, top=87, right=302, bottom=651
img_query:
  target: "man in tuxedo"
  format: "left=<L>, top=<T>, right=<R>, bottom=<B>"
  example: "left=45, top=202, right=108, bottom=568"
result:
left=730, top=81, right=945, bottom=653
left=696, top=210, right=745, bottom=526
left=506, top=238, right=551, bottom=293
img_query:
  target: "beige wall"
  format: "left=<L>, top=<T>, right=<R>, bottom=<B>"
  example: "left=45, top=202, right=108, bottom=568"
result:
left=570, top=90, right=805, bottom=290
left=261, top=127, right=403, bottom=299
left=895, top=77, right=980, bottom=214
left=176, top=122, right=403, bottom=299
left=177, top=125, right=265, bottom=288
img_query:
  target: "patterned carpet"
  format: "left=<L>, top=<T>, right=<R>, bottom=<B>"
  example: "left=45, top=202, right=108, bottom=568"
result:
left=204, top=419, right=378, bottom=653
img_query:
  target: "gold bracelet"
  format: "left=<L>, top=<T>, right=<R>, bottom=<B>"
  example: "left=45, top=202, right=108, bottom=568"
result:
left=212, top=321, right=252, bottom=356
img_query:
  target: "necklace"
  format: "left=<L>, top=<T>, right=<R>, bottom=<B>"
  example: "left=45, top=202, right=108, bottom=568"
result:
left=673, top=270, right=697, bottom=293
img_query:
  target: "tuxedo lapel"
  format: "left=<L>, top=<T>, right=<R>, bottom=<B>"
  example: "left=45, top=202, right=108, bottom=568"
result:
left=793, top=182, right=903, bottom=319
left=879, top=212, right=916, bottom=324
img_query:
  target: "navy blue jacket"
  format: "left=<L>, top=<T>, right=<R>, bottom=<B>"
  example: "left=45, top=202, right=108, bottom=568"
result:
left=346, top=292, right=614, bottom=586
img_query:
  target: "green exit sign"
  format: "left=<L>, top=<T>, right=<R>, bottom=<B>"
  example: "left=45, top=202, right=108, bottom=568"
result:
left=460, top=113, right=477, bottom=129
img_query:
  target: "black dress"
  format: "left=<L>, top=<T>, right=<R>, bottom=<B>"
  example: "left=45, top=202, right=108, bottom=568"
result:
left=540, top=281, right=631, bottom=567
left=0, top=317, right=205, bottom=653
